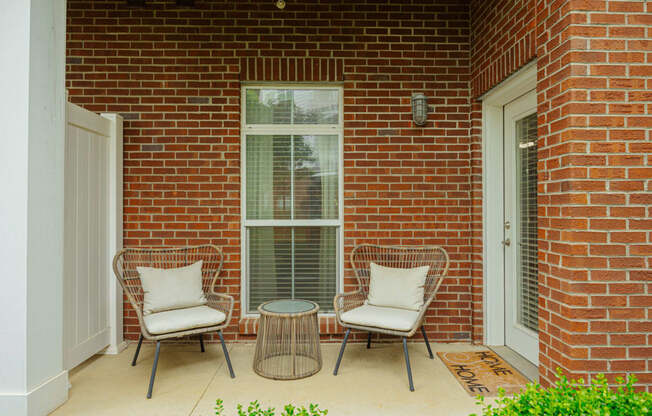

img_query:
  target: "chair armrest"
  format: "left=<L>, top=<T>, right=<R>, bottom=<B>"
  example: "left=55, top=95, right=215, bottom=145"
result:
left=206, top=292, right=234, bottom=324
left=334, top=290, right=366, bottom=317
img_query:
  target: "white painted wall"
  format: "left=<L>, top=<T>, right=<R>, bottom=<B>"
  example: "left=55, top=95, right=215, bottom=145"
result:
left=0, top=0, right=30, bottom=399
left=0, top=0, right=69, bottom=414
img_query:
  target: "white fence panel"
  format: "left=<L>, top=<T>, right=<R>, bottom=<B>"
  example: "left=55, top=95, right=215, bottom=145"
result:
left=64, top=103, right=123, bottom=370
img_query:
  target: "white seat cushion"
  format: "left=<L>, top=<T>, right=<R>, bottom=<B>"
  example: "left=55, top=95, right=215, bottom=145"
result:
left=367, top=263, right=429, bottom=311
left=340, top=304, right=419, bottom=332
left=137, top=261, right=207, bottom=315
left=144, top=305, right=226, bottom=335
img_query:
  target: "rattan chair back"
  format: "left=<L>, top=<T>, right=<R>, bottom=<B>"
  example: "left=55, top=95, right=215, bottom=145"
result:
left=112, top=245, right=224, bottom=327
left=349, top=244, right=449, bottom=308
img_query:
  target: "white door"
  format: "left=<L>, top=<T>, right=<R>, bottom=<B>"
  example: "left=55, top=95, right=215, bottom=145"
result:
left=503, top=90, right=539, bottom=365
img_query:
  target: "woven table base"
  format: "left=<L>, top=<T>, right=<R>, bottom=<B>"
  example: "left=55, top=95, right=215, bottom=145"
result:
left=253, top=300, right=322, bottom=380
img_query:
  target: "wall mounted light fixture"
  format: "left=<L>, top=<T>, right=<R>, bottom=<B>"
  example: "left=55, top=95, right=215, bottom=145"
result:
left=275, top=0, right=286, bottom=9
left=411, top=93, right=428, bottom=126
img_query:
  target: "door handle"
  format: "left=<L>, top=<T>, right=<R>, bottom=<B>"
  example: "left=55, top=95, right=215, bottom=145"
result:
left=502, top=238, right=511, bottom=246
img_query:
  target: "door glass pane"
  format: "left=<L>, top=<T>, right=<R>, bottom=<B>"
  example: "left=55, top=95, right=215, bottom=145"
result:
left=516, top=113, right=538, bottom=333
left=248, top=226, right=336, bottom=312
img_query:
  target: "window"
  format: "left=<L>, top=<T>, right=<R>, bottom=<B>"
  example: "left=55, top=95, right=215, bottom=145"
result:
left=242, top=86, right=342, bottom=313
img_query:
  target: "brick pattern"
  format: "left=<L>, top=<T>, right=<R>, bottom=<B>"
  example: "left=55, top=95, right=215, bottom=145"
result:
left=468, top=0, right=539, bottom=343
left=468, top=100, right=483, bottom=343
left=470, top=0, right=651, bottom=390
left=66, top=0, right=473, bottom=344
left=470, top=0, right=537, bottom=98
left=240, top=57, right=344, bottom=82
left=239, top=315, right=341, bottom=336
left=536, top=0, right=651, bottom=390
left=65, top=0, right=651, bottom=389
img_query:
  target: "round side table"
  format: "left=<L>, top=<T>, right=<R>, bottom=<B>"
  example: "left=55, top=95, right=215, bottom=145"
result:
left=253, top=299, right=322, bottom=380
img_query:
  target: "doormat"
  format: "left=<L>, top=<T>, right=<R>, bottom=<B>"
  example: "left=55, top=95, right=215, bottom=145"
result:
left=437, top=350, right=530, bottom=397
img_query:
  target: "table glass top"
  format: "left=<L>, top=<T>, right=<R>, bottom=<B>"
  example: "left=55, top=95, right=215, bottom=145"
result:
left=261, top=299, right=316, bottom=314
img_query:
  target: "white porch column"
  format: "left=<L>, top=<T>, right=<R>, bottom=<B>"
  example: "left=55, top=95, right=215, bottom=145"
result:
left=0, top=0, right=68, bottom=415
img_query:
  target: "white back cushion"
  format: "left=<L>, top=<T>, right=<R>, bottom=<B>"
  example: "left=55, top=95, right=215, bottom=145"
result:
left=367, top=262, right=429, bottom=311
left=137, top=260, right=207, bottom=315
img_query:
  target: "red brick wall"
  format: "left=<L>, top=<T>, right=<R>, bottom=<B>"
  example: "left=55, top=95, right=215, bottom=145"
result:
left=66, top=0, right=473, bottom=343
left=468, top=0, right=538, bottom=342
left=470, top=0, right=537, bottom=98
left=536, top=0, right=651, bottom=390
left=66, top=0, right=651, bottom=389
left=471, top=0, right=651, bottom=390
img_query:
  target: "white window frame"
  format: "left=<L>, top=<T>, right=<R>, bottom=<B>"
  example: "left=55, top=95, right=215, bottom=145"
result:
left=240, top=83, right=344, bottom=317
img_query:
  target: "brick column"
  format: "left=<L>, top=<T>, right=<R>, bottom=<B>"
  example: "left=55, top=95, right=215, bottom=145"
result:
left=537, top=0, right=651, bottom=389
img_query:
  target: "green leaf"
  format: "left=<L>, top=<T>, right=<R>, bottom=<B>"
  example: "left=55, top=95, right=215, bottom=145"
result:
left=470, top=372, right=652, bottom=416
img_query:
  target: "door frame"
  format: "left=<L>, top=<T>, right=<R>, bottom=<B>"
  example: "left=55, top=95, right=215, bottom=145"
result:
left=480, top=62, right=537, bottom=347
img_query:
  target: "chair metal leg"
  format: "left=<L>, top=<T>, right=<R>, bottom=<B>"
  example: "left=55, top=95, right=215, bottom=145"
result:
left=199, top=333, right=205, bottom=352
left=218, top=330, right=235, bottom=379
left=147, top=341, right=161, bottom=399
left=403, top=338, right=414, bottom=392
left=366, top=332, right=372, bottom=349
left=132, top=334, right=143, bottom=366
left=421, top=326, right=434, bottom=359
left=333, top=328, right=350, bottom=375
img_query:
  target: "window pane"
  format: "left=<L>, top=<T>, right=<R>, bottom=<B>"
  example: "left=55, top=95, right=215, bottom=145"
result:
left=247, top=135, right=338, bottom=220
left=293, top=90, right=339, bottom=124
left=246, top=89, right=292, bottom=124
left=246, top=135, right=291, bottom=220
left=293, top=135, right=339, bottom=219
left=293, top=227, right=337, bottom=309
left=248, top=226, right=337, bottom=312
left=245, top=88, right=338, bottom=125
left=248, top=227, right=292, bottom=308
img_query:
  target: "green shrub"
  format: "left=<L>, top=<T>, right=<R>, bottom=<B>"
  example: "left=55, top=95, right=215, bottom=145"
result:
left=472, top=369, right=651, bottom=416
left=215, top=399, right=327, bottom=416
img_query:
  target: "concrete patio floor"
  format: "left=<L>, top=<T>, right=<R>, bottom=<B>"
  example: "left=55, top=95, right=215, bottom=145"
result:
left=52, top=341, right=487, bottom=416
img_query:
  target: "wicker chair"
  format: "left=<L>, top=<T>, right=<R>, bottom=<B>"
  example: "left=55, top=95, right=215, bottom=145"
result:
left=333, top=244, right=449, bottom=391
left=112, top=245, right=235, bottom=398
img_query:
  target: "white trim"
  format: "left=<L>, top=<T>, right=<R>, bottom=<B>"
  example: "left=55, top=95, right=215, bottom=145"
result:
left=101, top=340, right=128, bottom=355
left=242, top=82, right=344, bottom=88
left=240, top=86, right=247, bottom=319
left=480, top=60, right=537, bottom=105
left=480, top=63, right=537, bottom=347
left=0, top=371, right=68, bottom=416
left=245, top=125, right=339, bottom=133
left=240, top=84, right=344, bottom=316
left=245, top=220, right=342, bottom=227
left=337, top=85, right=344, bottom=311
left=100, top=113, right=124, bottom=356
